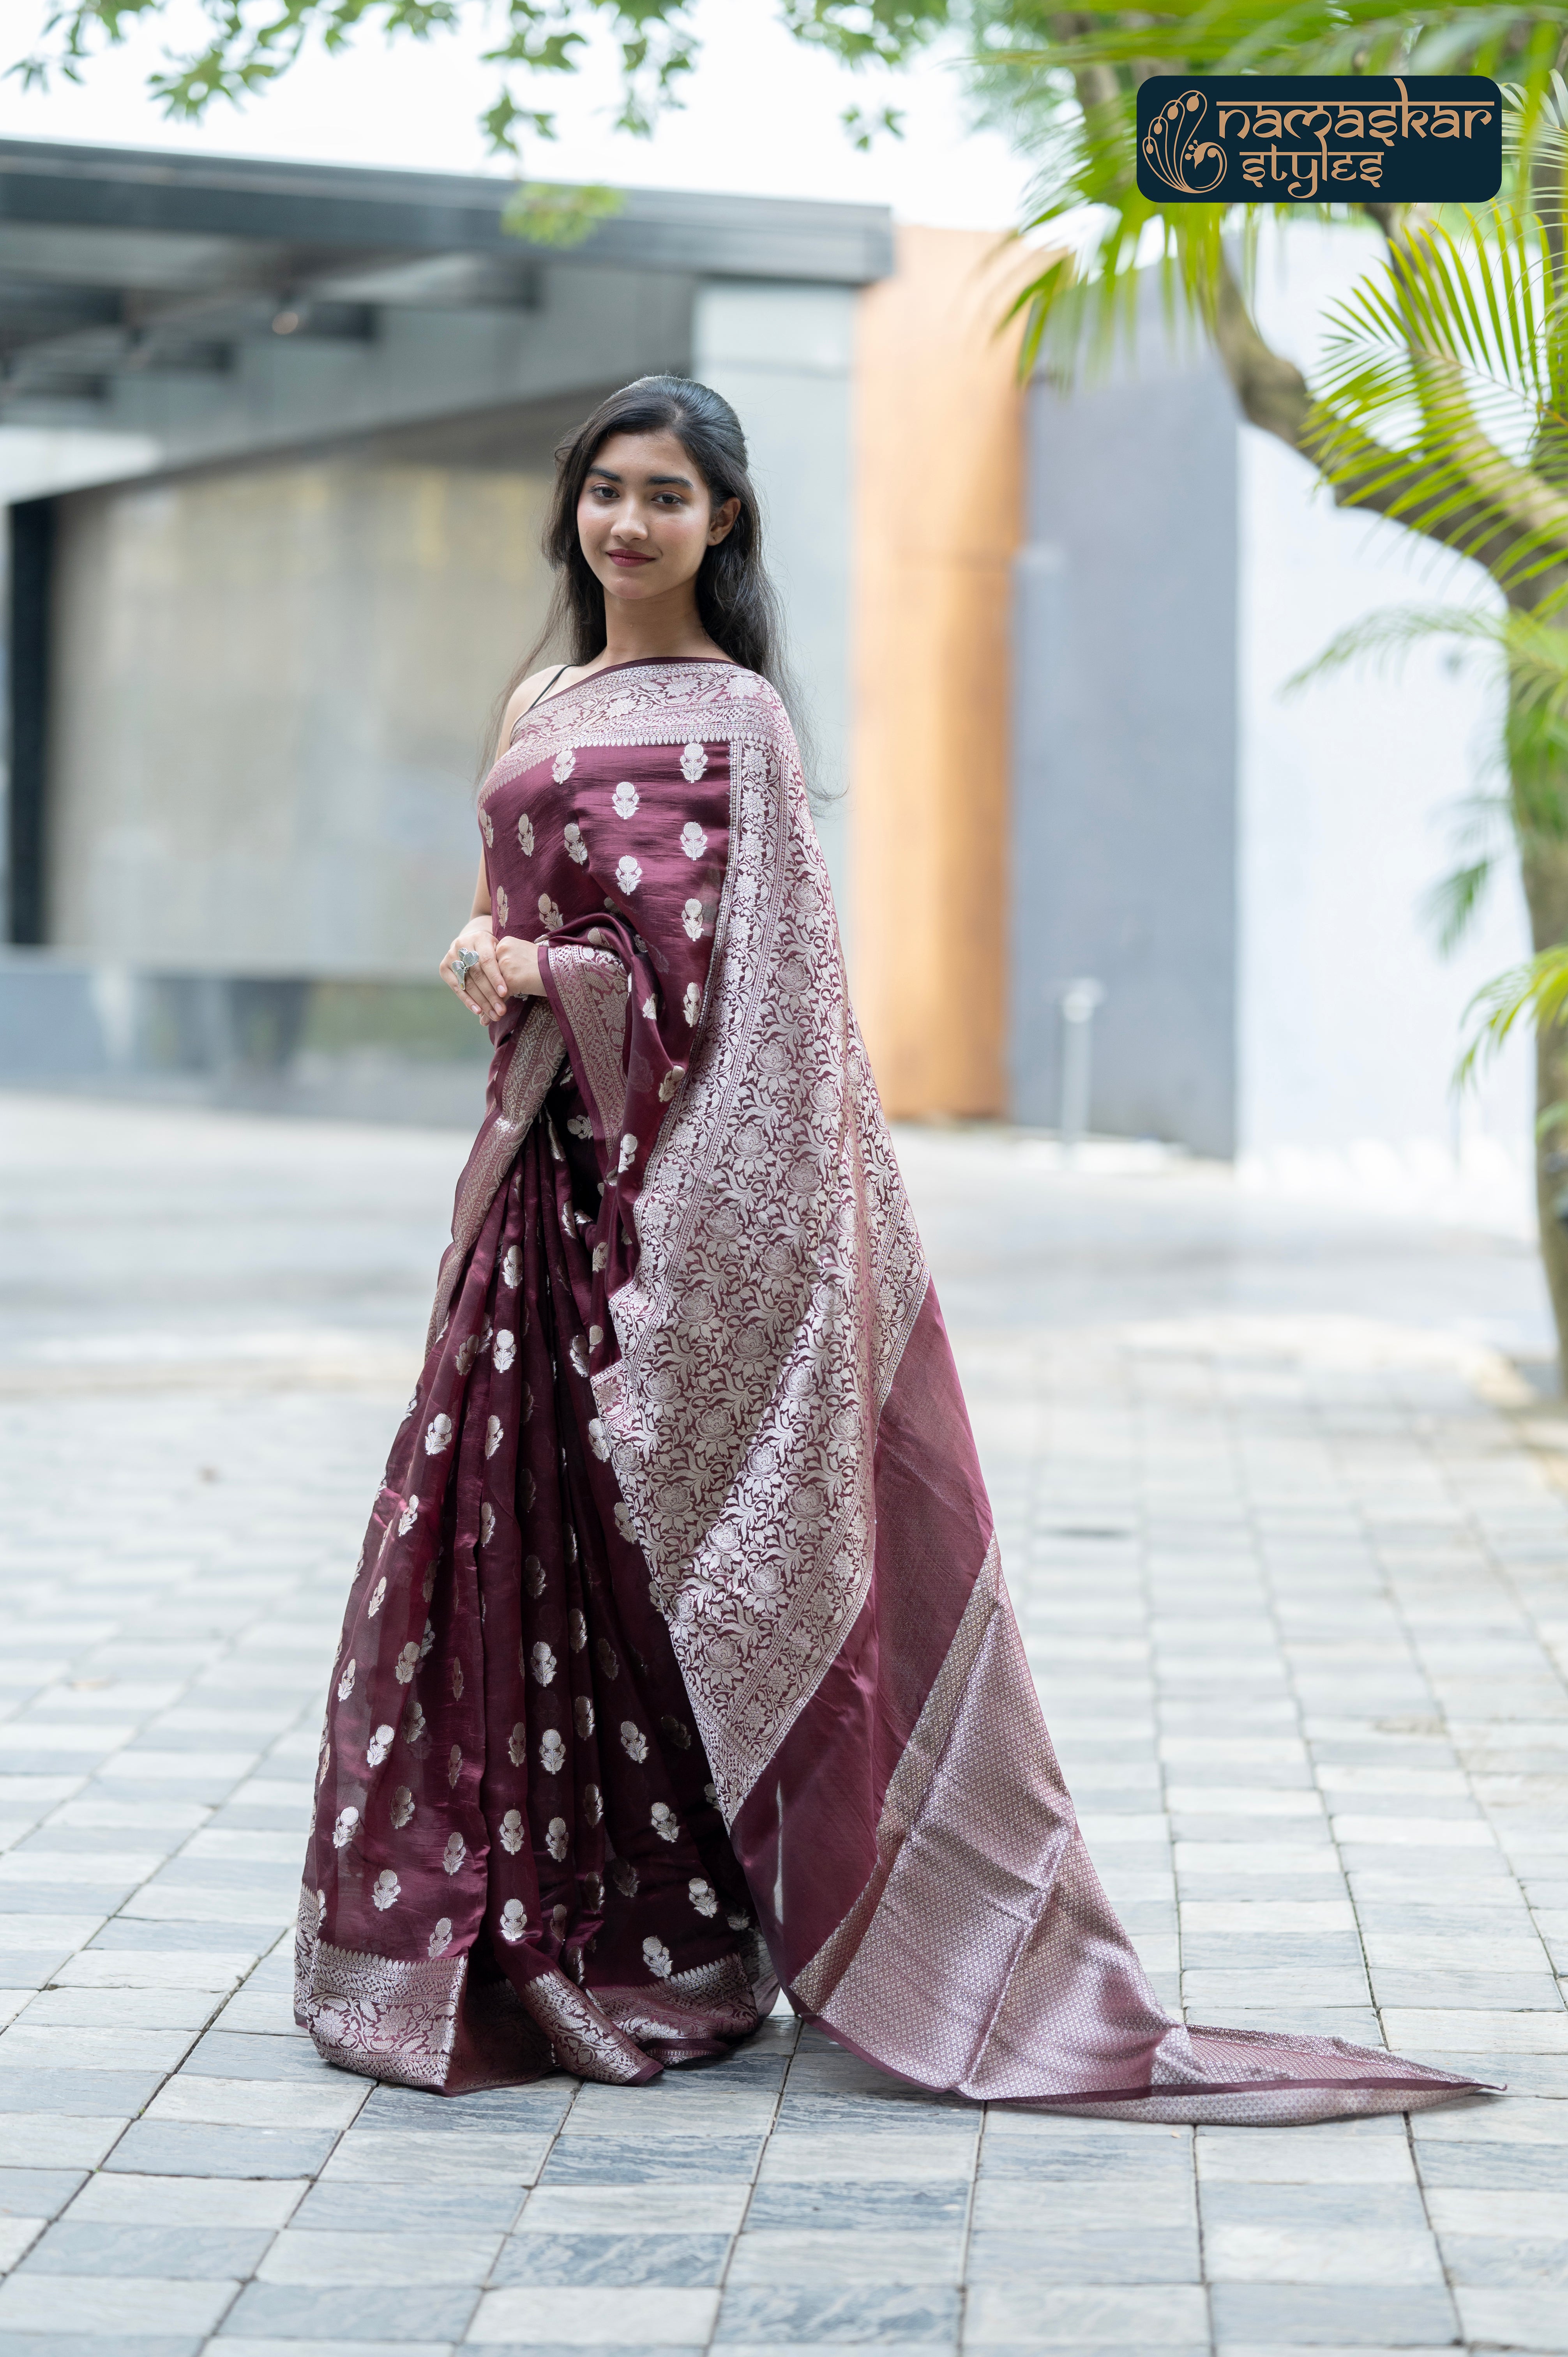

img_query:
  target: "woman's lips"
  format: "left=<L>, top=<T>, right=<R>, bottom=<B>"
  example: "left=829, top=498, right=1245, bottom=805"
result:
left=608, top=549, right=654, bottom=567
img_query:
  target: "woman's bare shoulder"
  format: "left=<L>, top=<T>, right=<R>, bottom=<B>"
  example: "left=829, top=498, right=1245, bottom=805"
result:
left=500, top=665, right=581, bottom=750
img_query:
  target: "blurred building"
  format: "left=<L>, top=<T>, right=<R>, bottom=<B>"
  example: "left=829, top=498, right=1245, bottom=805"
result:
left=0, top=144, right=1531, bottom=1205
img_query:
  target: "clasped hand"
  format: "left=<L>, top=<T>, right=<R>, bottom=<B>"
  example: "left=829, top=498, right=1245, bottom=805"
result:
left=440, top=919, right=545, bottom=1021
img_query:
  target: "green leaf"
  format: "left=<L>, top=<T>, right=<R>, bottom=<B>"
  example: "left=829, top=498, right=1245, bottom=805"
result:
left=500, top=178, right=623, bottom=246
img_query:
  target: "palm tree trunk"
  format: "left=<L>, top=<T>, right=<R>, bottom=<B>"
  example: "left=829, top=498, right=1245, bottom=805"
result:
left=1519, top=836, right=1568, bottom=1380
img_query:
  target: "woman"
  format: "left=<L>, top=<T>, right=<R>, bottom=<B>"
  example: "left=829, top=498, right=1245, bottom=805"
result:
left=296, top=376, right=1486, bottom=2121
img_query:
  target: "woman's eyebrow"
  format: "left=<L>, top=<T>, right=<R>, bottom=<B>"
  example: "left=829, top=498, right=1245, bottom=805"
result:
left=646, top=472, right=696, bottom=489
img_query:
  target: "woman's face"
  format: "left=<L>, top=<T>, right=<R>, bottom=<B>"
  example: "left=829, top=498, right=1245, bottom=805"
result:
left=576, top=429, right=740, bottom=610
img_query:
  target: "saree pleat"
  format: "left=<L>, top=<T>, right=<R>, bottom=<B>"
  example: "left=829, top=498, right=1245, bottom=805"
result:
left=298, top=656, right=1492, bottom=2124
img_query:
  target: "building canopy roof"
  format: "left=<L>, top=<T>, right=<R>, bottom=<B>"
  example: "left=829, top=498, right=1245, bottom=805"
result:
left=0, top=138, right=893, bottom=414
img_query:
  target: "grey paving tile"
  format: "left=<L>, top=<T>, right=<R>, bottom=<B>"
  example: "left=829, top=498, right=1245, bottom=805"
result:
left=965, top=2228, right=1200, bottom=2283
left=0, top=2171, right=85, bottom=2221
left=179, top=2031, right=342, bottom=2083
left=964, top=2285, right=1210, bottom=2344
left=539, top=2137, right=763, bottom=2182
left=256, top=2227, right=501, bottom=2285
left=106, top=2122, right=338, bottom=2177
left=290, top=2181, right=524, bottom=2233
left=68, top=2173, right=306, bottom=2225
left=0, top=2067, right=166, bottom=2113
left=715, top=2286, right=960, bottom=2343
left=0, top=2339, right=204, bottom=2357
left=491, top=2231, right=732, bottom=2285
left=219, top=2282, right=479, bottom=2338
left=1208, top=2283, right=1459, bottom=2341
left=0, top=2272, right=238, bottom=2333
left=17, top=2219, right=274, bottom=2276
left=744, top=2181, right=968, bottom=2229
left=358, top=2084, right=575, bottom=2133
left=216, top=2342, right=454, bottom=2357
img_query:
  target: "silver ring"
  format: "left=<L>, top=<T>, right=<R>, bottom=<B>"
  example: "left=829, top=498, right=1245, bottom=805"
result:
left=452, top=948, right=480, bottom=984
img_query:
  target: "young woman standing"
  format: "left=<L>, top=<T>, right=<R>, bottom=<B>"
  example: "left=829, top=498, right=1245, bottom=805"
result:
left=296, top=376, right=1484, bottom=2123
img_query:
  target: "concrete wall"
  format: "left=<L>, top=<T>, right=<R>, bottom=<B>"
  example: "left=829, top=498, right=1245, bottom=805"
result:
left=46, top=447, right=558, bottom=976
left=1012, top=306, right=1240, bottom=1154
left=693, top=280, right=856, bottom=938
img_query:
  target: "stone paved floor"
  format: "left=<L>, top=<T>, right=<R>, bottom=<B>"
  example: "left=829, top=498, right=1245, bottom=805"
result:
left=2, top=1092, right=1566, bottom=2357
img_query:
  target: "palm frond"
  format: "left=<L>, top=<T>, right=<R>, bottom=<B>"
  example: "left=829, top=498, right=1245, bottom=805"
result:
left=1456, top=941, right=1568, bottom=1088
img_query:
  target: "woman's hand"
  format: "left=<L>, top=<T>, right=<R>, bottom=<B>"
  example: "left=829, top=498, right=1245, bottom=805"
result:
left=494, top=936, right=545, bottom=1001
left=440, top=917, right=507, bottom=1022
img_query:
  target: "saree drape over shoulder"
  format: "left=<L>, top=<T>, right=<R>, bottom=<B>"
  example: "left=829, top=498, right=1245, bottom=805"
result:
left=297, top=656, right=1487, bottom=2122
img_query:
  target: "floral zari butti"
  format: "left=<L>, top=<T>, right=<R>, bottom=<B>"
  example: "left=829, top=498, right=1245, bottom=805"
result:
left=297, top=657, right=1487, bottom=2120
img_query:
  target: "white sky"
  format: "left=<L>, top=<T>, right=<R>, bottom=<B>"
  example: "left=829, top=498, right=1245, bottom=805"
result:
left=0, top=0, right=1035, bottom=229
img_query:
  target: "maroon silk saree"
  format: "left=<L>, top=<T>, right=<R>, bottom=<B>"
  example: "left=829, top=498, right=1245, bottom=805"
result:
left=296, top=656, right=1487, bottom=2122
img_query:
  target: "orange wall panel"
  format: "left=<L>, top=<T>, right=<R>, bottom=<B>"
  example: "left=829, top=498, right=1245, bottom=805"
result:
left=850, top=226, right=1031, bottom=1119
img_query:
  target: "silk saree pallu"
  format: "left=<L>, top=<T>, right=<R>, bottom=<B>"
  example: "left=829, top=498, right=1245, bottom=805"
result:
left=297, top=656, right=1489, bottom=2122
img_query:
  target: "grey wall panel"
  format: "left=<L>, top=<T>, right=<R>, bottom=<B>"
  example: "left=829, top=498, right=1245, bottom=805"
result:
left=1011, top=323, right=1240, bottom=1155
left=694, top=283, right=856, bottom=944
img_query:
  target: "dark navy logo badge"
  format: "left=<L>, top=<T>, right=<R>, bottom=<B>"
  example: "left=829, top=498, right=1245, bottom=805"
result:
left=1136, top=77, right=1501, bottom=203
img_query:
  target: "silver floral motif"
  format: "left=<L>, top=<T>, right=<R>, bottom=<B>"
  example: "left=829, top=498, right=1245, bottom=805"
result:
left=592, top=1242, right=609, bottom=1273
left=650, top=1801, right=678, bottom=1842
left=394, top=1641, right=419, bottom=1686
left=479, top=1502, right=495, bottom=1547
left=545, top=1816, right=569, bottom=1861
left=680, top=741, right=708, bottom=782
left=336, top=1659, right=356, bottom=1702
left=574, top=1695, right=595, bottom=1737
left=552, top=746, right=575, bottom=782
left=540, top=1727, right=566, bottom=1772
left=531, top=1641, right=557, bottom=1686
left=619, top=1721, right=648, bottom=1763
left=500, top=1808, right=525, bottom=1854
left=689, top=1877, right=719, bottom=1915
left=563, top=821, right=589, bottom=865
left=615, top=854, right=643, bottom=895
left=517, top=811, right=534, bottom=855
left=502, top=1244, right=521, bottom=1288
left=643, top=1934, right=674, bottom=1977
left=406, top=1700, right=427, bottom=1744
left=596, top=1639, right=619, bottom=1680
left=447, top=1742, right=462, bottom=1786
left=658, top=1065, right=683, bottom=1103
left=508, top=1721, right=527, bottom=1767
left=441, top=1832, right=466, bottom=1875
left=682, top=980, right=701, bottom=1025
left=681, top=897, right=704, bottom=942
left=424, top=1414, right=452, bottom=1456
left=538, top=894, right=563, bottom=930
left=500, top=1897, right=528, bottom=1942
left=390, top=1786, right=415, bottom=1829
left=613, top=1500, right=635, bottom=1543
left=680, top=820, right=708, bottom=859
left=583, top=1783, right=603, bottom=1825
left=611, top=1857, right=638, bottom=1896
left=570, top=1335, right=590, bottom=1378
left=366, top=1724, right=394, bottom=1767
left=525, top=1554, right=546, bottom=1599
left=493, top=1329, right=516, bottom=1373
left=494, top=883, right=509, bottom=927
left=612, top=779, right=639, bottom=816
left=398, top=1495, right=419, bottom=1535
left=641, top=992, right=657, bottom=1018
left=569, top=1610, right=587, bottom=1653
left=618, top=1133, right=637, bottom=1172
left=367, top=1576, right=387, bottom=1618
left=332, top=1806, right=358, bottom=1849
left=372, top=1869, right=401, bottom=1911
left=429, top=1916, right=454, bottom=1957
left=587, top=1417, right=610, bottom=1460
left=484, top=1416, right=503, bottom=1459
left=479, top=807, right=494, bottom=848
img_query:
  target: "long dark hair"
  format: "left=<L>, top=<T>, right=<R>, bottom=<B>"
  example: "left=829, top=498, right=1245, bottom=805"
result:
left=493, top=376, right=800, bottom=754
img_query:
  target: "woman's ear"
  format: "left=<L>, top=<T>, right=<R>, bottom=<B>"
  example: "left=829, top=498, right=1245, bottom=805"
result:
left=708, top=496, right=742, bottom=546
